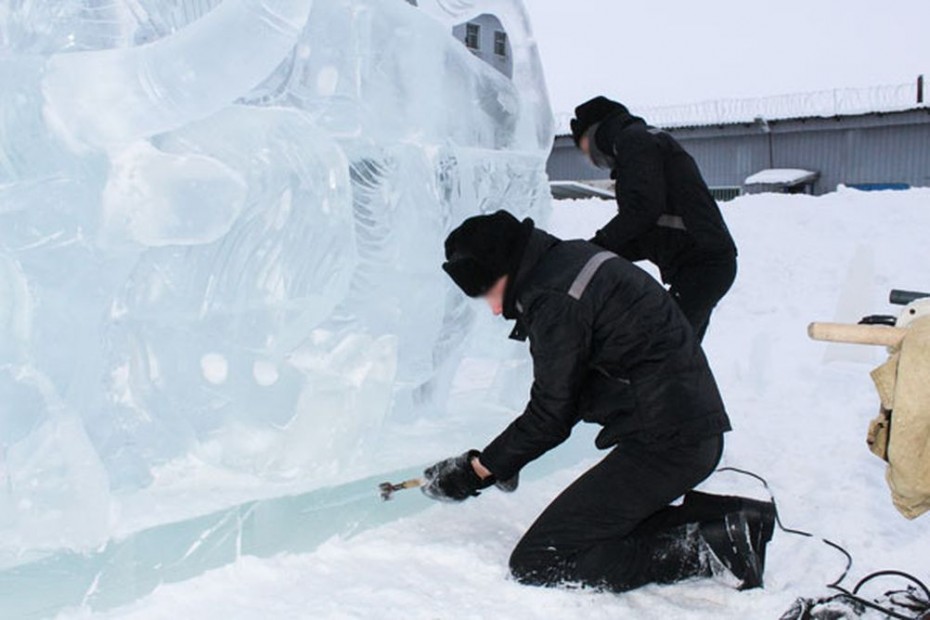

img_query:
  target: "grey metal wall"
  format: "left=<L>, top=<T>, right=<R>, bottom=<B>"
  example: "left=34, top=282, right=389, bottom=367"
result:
left=768, top=119, right=930, bottom=193
left=547, top=135, right=604, bottom=181
left=548, top=108, right=930, bottom=196
left=675, top=134, right=769, bottom=190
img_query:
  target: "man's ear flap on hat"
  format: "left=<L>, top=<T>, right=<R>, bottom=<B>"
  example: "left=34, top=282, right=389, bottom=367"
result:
left=442, top=258, right=499, bottom=298
left=570, top=118, right=581, bottom=146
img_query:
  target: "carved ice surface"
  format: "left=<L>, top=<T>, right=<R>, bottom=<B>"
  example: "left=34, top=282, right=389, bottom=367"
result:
left=0, top=0, right=552, bottom=583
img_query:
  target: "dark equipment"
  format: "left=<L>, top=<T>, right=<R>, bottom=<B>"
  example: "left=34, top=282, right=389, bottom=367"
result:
left=890, top=289, right=930, bottom=306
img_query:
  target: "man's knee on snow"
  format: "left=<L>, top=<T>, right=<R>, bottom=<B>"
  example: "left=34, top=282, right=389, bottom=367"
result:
left=572, top=541, right=640, bottom=591
left=510, top=540, right=617, bottom=589
left=509, top=542, right=558, bottom=586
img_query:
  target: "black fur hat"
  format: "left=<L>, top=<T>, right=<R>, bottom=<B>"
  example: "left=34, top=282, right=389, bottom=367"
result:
left=443, top=210, right=534, bottom=297
left=570, top=96, right=629, bottom=146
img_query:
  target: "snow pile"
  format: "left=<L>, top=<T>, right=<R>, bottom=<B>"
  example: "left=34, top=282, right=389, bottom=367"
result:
left=0, top=0, right=551, bottom=584
left=61, top=187, right=930, bottom=619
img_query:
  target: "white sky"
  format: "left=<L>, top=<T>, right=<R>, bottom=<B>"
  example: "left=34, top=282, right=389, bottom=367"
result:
left=525, top=0, right=930, bottom=115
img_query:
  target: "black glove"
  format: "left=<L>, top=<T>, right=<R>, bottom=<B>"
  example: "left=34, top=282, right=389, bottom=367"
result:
left=421, top=450, right=493, bottom=502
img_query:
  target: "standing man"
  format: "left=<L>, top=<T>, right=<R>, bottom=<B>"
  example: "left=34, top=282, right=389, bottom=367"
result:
left=423, top=210, right=773, bottom=593
left=570, top=96, right=737, bottom=342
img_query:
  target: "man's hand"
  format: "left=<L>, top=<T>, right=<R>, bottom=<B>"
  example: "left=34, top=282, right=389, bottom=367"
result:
left=472, top=455, right=519, bottom=492
left=421, top=450, right=520, bottom=502
left=471, top=455, right=492, bottom=479
left=421, top=450, right=493, bottom=502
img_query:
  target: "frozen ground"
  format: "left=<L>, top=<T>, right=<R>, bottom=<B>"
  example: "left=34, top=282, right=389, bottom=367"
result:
left=63, top=187, right=930, bottom=619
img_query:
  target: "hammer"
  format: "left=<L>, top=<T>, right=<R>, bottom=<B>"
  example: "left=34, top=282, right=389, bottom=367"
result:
left=378, top=478, right=423, bottom=501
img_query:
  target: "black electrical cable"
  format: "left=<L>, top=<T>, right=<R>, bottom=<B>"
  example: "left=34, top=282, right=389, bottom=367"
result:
left=826, top=571, right=930, bottom=620
left=715, top=466, right=930, bottom=619
left=853, top=571, right=930, bottom=601
left=827, top=585, right=922, bottom=620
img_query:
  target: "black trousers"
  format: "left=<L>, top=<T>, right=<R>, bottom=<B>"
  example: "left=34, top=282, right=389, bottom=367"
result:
left=509, top=435, right=723, bottom=592
left=667, top=253, right=737, bottom=343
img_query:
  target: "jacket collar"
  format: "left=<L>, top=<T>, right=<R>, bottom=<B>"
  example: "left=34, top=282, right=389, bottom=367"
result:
left=503, top=228, right=560, bottom=340
left=594, top=110, right=646, bottom=151
left=595, top=111, right=647, bottom=180
left=604, top=109, right=646, bottom=132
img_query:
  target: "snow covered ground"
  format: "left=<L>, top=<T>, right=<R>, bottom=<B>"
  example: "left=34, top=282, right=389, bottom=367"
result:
left=62, top=187, right=930, bottom=619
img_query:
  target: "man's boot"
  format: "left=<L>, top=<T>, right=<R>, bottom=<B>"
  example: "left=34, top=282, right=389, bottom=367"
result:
left=684, top=491, right=777, bottom=585
left=598, top=506, right=773, bottom=592
left=634, top=492, right=775, bottom=544
left=699, top=507, right=774, bottom=590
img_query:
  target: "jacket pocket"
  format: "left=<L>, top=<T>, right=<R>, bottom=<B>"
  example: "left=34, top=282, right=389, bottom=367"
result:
left=577, top=367, right=636, bottom=425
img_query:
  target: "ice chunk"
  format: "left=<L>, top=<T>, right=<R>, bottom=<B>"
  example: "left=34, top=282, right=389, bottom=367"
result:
left=102, top=141, right=248, bottom=247
left=0, top=1, right=553, bottom=610
left=0, top=367, right=110, bottom=561
left=41, top=0, right=316, bottom=148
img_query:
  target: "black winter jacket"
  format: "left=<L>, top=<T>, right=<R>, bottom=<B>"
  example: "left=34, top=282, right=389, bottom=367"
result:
left=480, top=228, right=731, bottom=481
left=591, top=111, right=737, bottom=281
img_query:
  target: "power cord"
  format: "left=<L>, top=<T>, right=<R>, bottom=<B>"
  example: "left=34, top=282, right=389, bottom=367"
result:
left=716, top=466, right=929, bottom=619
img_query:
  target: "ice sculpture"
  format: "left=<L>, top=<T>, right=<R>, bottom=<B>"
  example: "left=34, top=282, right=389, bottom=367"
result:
left=0, top=0, right=552, bottom=589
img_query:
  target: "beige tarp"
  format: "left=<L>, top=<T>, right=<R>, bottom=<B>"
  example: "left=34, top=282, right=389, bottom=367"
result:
left=868, top=316, right=930, bottom=519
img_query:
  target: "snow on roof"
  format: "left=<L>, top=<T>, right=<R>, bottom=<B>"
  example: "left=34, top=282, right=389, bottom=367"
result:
left=555, top=81, right=926, bottom=133
left=549, top=181, right=614, bottom=200
left=744, top=168, right=819, bottom=186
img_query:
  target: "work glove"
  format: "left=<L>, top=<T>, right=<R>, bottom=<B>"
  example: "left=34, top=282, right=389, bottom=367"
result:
left=422, top=450, right=492, bottom=502
left=421, top=450, right=520, bottom=502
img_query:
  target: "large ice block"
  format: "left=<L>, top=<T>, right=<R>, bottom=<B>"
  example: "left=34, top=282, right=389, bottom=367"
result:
left=0, top=1, right=553, bottom=612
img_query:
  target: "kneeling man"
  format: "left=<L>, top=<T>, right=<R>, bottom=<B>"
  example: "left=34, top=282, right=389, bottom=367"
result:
left=423, top=210, right=774, bottom=593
